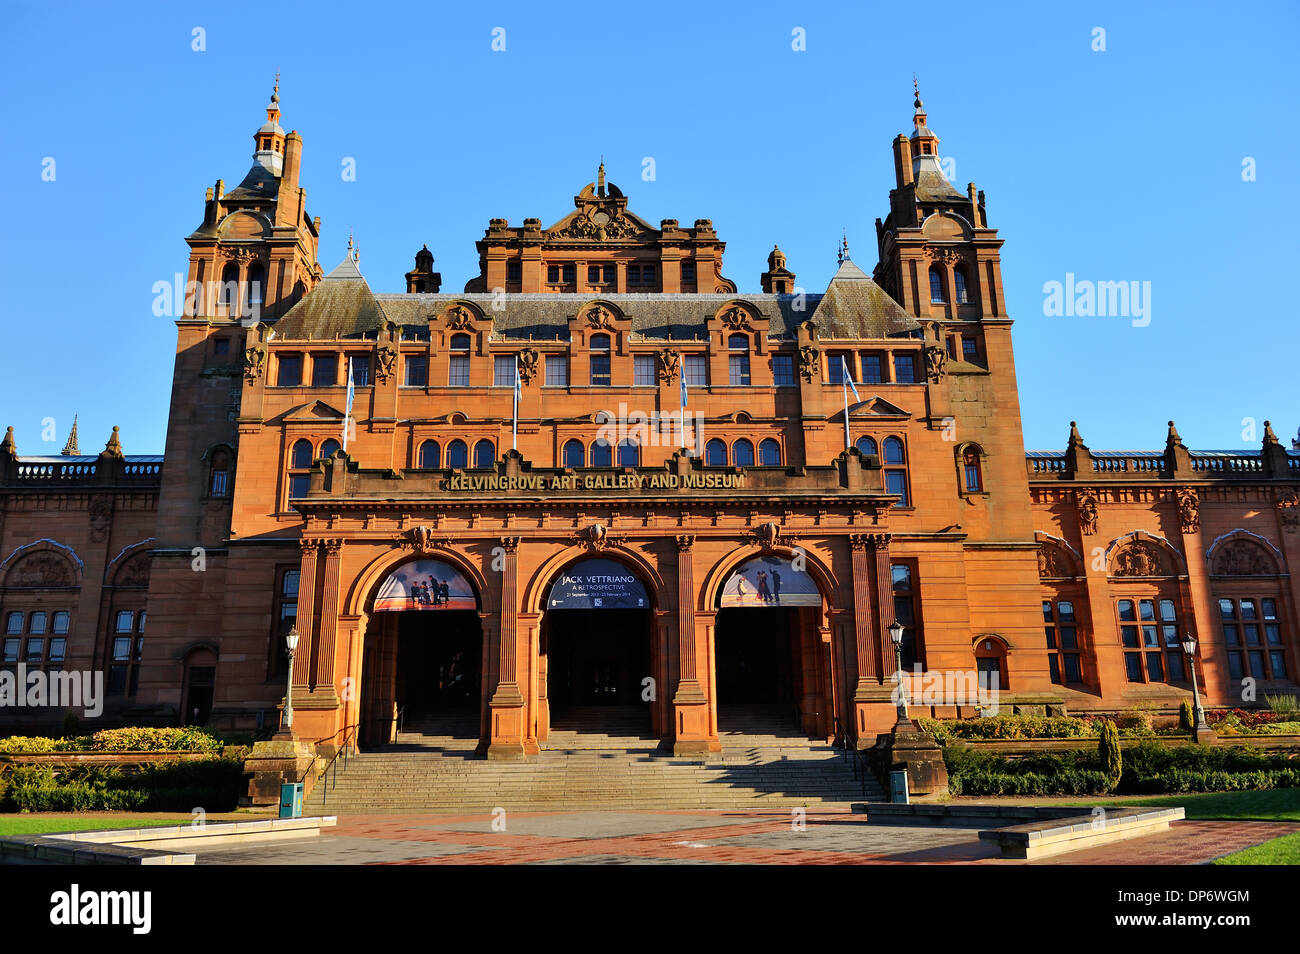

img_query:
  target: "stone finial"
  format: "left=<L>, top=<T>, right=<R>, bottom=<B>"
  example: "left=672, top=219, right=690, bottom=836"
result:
left=61, top=414, right=80, bottom=456
left=1263, top=420, right=1279, bottom=445
left=1166, top=420, right=1183, bottom=447
left=103, top=426, right=124, bottom=459
left=1, top=426, right=15, bottom=456
left=1067, top=421, right=1085, bottom=448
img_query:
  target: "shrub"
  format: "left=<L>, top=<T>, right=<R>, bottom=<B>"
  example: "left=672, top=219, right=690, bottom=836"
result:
left=89, top=727, right=223, bottom=752
left=1098, top=720, right=1122, bottom=787
left=918, top=715, right=1092, bottom=744
left=1179, top=700, right=1194, bottom=733
left=0, top=757, right=245, bottom=813
left=1266, top=694, right=1298, bottom=719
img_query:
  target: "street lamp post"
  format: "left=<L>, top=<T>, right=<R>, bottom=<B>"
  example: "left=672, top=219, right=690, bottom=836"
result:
left=1180, top=634, right=1211, bottom=737
left=889, top=619, right=909, bottom=727
left=282, top=625, right=300, bottom=735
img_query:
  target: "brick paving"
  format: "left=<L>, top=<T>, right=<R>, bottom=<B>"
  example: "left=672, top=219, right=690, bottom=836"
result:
left=189, top=811, right=1298, bottom=865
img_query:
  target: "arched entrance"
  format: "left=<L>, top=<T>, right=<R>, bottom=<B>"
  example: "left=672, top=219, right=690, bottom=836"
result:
left=539, top=557, right=655, bottom=746
left=359, top=557, right=483, bottom=749
left=713, top=553, right=830, bottom=741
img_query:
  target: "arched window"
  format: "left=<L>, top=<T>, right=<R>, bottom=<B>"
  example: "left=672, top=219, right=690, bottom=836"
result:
left=732, top=439, right=754, bottom=467
left=953, top=267, right=969, bottom=304
left=705, top=438, right=727, bottom=466
left=617, top=440, right=639, bottom=467
left=882, top=437, right=909, bottom=505
left=446, top=439, right=468, bottom=469
left=419, top=440, right=441, bottom=469
left=562, top=439, right=584, bottom=469
left=962, top=447, right=983, bottom=492
left=590, top=439, right=613, bottom=467
left=728, top=333, right=751, bottom=386
left=589, top=333, right=611, bottom=386
left=287, top=439, right=313, bottom=499
left=219, top=263, right=239, bottom=310
left=975, top=637, right=1008, bottom=691
left=318, top=438, right=341, bottom=460
left=928, top=266, right=946, bottom=304
left=855, top=436, right=878, bottom=458
left=473, top=439, right=495, bottom=469
left=448, top=334, right=471, bottom=386
left=758, top=438, right=781, bottom=465
left=208, top=447, right=231, bottom=497
left=246, top=262, right=265, bottom=310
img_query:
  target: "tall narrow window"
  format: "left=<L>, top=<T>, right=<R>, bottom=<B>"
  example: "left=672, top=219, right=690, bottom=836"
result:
left=589, top=334, right=611, bottom=386
left=473, top=439, right=495, bottom=468
left=208, top=448, right=231, bottom=498
left=758, top=439, right=781, bottom=465
left=246, top=262, right=265, bottom=310
left=962, top=448, right=983, bottom=492
left=1043, top=600, right=1083, bottom=684
left=683, top=353, right=707, bottom=386
left=728, top=334, right=750, bottom=386
left=772, top=354, right=795, bottom=387
left=562, top=439, right=584, bottom=468
left=929, top=266, right=946, bottom=303
left=634, top=354, right=656, bottom=386
left=545, top=354, right=569, bottom=386
left=883, top=437, right=909, bottom=505
left=1117, top=598, right=1184, bottom=684
left=953, top=267, right=969, bottom=304
left=270, top=568, right=298, bottom=677
left=287, top=439, right=313, bottom=499
left=219, top=263, right=239, bottom=311
left=732, top=439, right=755, bottom=467
left=705, top=439, right=727, bottom=466
left=448, top=334, right=471, bottom=386
left=446, top=440, right=469, bottom=469
left=419, top=440, right=441, bottom=468
left=891, top=563, right=924, bottom=670
left=404, top=355, right=429, bottom=387
left=1220, top=598, right=1287, bottom=680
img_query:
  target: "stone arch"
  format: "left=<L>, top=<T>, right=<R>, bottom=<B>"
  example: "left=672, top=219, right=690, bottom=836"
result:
left=920, top=211, right=974, bottom=241
left=971, top=632, right=1014, bottom=652
left=1104, top=530, right=1186, bottom=578
left=111, top=550, right=153, bottom=589
left=1034, top=531, right=1081, bottom=579
left=1205, top=530, right=1283, bottom=576
left=523, top=543, right=667, bottom=615
left=345, top=545, right=491, bottom=618
left=0, top=539, right=83, bottom=587
left=697, top=543, right=839, bottom=615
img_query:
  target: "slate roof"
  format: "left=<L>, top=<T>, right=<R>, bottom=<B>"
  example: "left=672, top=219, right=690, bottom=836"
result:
left=274, top=257, right=388, bottom=338
left=809, top=259, right=921, bottom=338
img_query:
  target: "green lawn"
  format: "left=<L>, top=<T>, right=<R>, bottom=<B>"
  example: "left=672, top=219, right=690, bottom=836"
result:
left=1212, top=831, right=1300, bottom=865
left=1052, top=788, right=1300, bottom=821
left=0, top=812, right=251, bottom=836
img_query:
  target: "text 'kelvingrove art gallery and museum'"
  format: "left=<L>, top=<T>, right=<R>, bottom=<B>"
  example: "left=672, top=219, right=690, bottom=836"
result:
left=2, top=82, right=1298, bottom=798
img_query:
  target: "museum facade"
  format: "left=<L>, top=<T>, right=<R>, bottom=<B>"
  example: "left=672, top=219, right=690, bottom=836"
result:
left=2, top=83, right=1298, bottom=756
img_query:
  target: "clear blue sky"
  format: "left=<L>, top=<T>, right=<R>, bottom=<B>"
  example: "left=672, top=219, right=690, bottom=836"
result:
left=2, top=0, right=1296, bottom=455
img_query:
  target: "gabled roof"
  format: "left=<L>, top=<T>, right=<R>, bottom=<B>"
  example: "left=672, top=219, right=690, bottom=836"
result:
left=809, top=259, right=920, bottom=338
left=274, top=257, right=387, bottom=338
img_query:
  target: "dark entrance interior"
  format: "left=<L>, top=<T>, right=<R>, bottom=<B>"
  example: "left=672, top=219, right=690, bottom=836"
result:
left=715, top=607, right=803, bottom=734
left=394, top=610, right=481, bottom=721
left=546, top=609, right=650, bottom=708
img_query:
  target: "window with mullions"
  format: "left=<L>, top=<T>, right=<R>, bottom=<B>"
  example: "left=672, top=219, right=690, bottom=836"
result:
left=494, top=355, right=517, bottom=387
left=418, top=440, right=441, bottom=468
left=1117, top=598, right=1186, bottom=683
left=347, top=354, right=370, bottom=387
left=929, top=266, right=946, bottom=303
left=588, top=264, right=615, bottom=285
left=545, top=354, right=569, bottom=387
left=705, top=439, right=727, bottom=466
left=562, top=439, right=584, bottom=469
left=954, top=267, right=970, bottom=304
left=404, top=354, right=429, bottom=387
left=108, top=610, right=145, bottom=696
left=1220, top=598, right=1287, bottom=680
left=446, top=440, right=469, bottom=469
left=728, top=334, right=750, bottom=385
left=855, top=436, right=878, bottom=458
left=683, top=354, right=707, bottom=386
left=758, top=439, right=781, bottom=465
left=861, top=353, right=884, bottom=384
left=962, top=448, right=983, bottom=493
left=589, top=334, right=611, bottom=386
left=893, top=353, right=917, bottom=384
left=2, top=611, right=70, bottom=677
left=882, top=437, right=910, bottom=505
left=590, top=439, right=613, bottom=467
left=827, top=353, right=854, bottom=385
left=270, top=568, right=298, bottom=678
left=1043, top=600, right=1084, bottom=684
left=277, top=354, right=303, bottom=387
left=311, top=353, right=338, bottom=387
left=732, top=439, right=755, bottom=467
left=772, top=354, right=795, bottom=387
left=891, top=563, right=924, bottom=670
left=473, top=439, right=496, bottom=468
left=617, top=440, right=639, bottom=467
left=634, top=354, right=656, bottom=386
left=448, top=334, right=471, bottom=386
left=287, top=439, right=313, bottom=500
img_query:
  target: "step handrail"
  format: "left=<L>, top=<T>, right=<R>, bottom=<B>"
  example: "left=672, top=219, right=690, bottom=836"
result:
left=315, top=725, right=358, bottom=805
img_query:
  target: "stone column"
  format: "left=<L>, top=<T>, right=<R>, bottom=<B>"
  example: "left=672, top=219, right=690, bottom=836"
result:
left=853, top=532, right=899, bottom=743
left=488, top=536, right=527, bottom=759
left=871, top=533, right=895, bottom=680
left=313, top=539, right=343, bottom=693
left=850, top=533, right=877, bottom=685
left=672, top=535, right=716, bottom=756
left=293, top=540, right=318, bottom=689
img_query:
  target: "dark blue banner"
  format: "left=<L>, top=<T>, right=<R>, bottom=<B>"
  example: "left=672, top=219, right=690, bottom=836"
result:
left=547, top=559, right=649, bottom=609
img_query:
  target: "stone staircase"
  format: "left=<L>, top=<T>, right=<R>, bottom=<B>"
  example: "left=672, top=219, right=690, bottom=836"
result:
left=304, top=706, right=883, bottom=813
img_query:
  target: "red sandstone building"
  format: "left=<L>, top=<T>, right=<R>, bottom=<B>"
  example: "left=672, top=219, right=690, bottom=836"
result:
left=2, top=84, right=1298, bottom=757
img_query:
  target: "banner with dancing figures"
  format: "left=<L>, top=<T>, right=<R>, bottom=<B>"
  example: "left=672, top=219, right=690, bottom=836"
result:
left=374, top=560, right=478, bottom=612
left=719, top=555, right=820, bottom=608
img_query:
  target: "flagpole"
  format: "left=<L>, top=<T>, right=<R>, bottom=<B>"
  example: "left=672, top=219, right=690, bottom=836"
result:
left=512, top=354, right=520, bottom=451
left=843, top=377, right=850, bottom=450
left=342, top=359, right=354, bottom=452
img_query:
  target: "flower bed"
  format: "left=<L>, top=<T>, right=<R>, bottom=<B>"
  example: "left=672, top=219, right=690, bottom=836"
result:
left=0, top=727, right=223, bottom=754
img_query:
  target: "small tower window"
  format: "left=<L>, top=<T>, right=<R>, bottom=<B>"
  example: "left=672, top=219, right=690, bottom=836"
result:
left=954, top=267, right=969, bottom=304
left=246, top=262, right=265, bottom=310
left=208, top=448, right=231, bottom=497
left=929, top=266, right=946, bottom=304
left=962, top=447, right=983, bottom=493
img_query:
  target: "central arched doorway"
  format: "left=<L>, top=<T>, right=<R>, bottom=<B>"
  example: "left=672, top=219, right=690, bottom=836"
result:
left=714, top=553, right=829, bottom=741
left=360, top=557, right=483, bottom=749
left=540, top=557, right=655, bottom=747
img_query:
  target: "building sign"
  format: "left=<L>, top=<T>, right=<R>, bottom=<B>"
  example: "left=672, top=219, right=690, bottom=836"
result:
left=547, top=559, right=649, bottom=610
left=444, top=473, right=747, bottom=492
left=375, top=559, right=477, bottom=612
left=719, top=555, right=821, bottom=608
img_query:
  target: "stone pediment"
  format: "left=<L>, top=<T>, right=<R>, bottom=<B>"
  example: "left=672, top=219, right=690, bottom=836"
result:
left=280, top=400, right=347, bottom=423
left=847, top=396, right=911, bottom=419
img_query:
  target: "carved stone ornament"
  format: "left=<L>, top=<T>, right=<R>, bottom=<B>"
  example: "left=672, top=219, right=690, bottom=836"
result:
left=244, top=345, right=266, bottom=382
left=586, top=306, right=615, bottom=330
left=924, top=344, right=947, bottom=382
left=550, top=212, right=645, bottom=242
left=572, top=522, right=623, bottom=551
left=1112, top=541, right=1165, bottom=577
left=1037, top=543, right=1070, bottom=579
left=923, top=245, right=963, bottom=266
left=7, top=552, right=73, bottom=587
left=89, top=495, right=113, bottom=543
left=446, top=305, right=475, bottom=330
left=1278, top=491, right=1300, bottom=531
left=753, top=522, right=781, bottom=549
left=798, top=345, right=821, bottom=382
left=220, top=245, right=260, bottom=267
left=675, top=534, right=695, bottom=552
left=398, top=526, right=448, bottom=554
left=1177, top=488, right=1200, bottom=535
left=116, top=552, right=153, bottom=587
left=517, top=348, right=540, bottom=385
left=1077, top=491, right=1100, bottom=536
left=720, top=306, right=753, bottom=331
left=657, top=348, right=680, bottom=384
left=1213, top=541, right=1274, bottom=576
left=375, top=344, right=398, bottom=382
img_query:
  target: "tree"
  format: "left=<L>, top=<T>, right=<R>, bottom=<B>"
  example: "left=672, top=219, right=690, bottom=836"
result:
left=1098, top=719, right=1122, bottom=789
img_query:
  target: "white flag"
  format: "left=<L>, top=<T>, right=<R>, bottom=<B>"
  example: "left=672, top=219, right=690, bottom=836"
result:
left=342, top=359, right=355, bottom=451
left=841, top=355, right=860, bottom=402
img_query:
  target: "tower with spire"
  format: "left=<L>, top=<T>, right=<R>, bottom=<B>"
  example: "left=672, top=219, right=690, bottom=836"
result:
left=60, top=415, right=80, bottom=456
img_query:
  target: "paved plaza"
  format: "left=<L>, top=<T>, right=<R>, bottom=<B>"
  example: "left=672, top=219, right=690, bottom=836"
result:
left=191, top=811, right=1298, bottom=865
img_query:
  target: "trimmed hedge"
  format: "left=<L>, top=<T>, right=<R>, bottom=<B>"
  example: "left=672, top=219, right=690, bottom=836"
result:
left=0, top=758, right=245, bottom=813
left=0, top=727, right=223, bottom=754
left=919, top=716, right=1093, bottom=744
